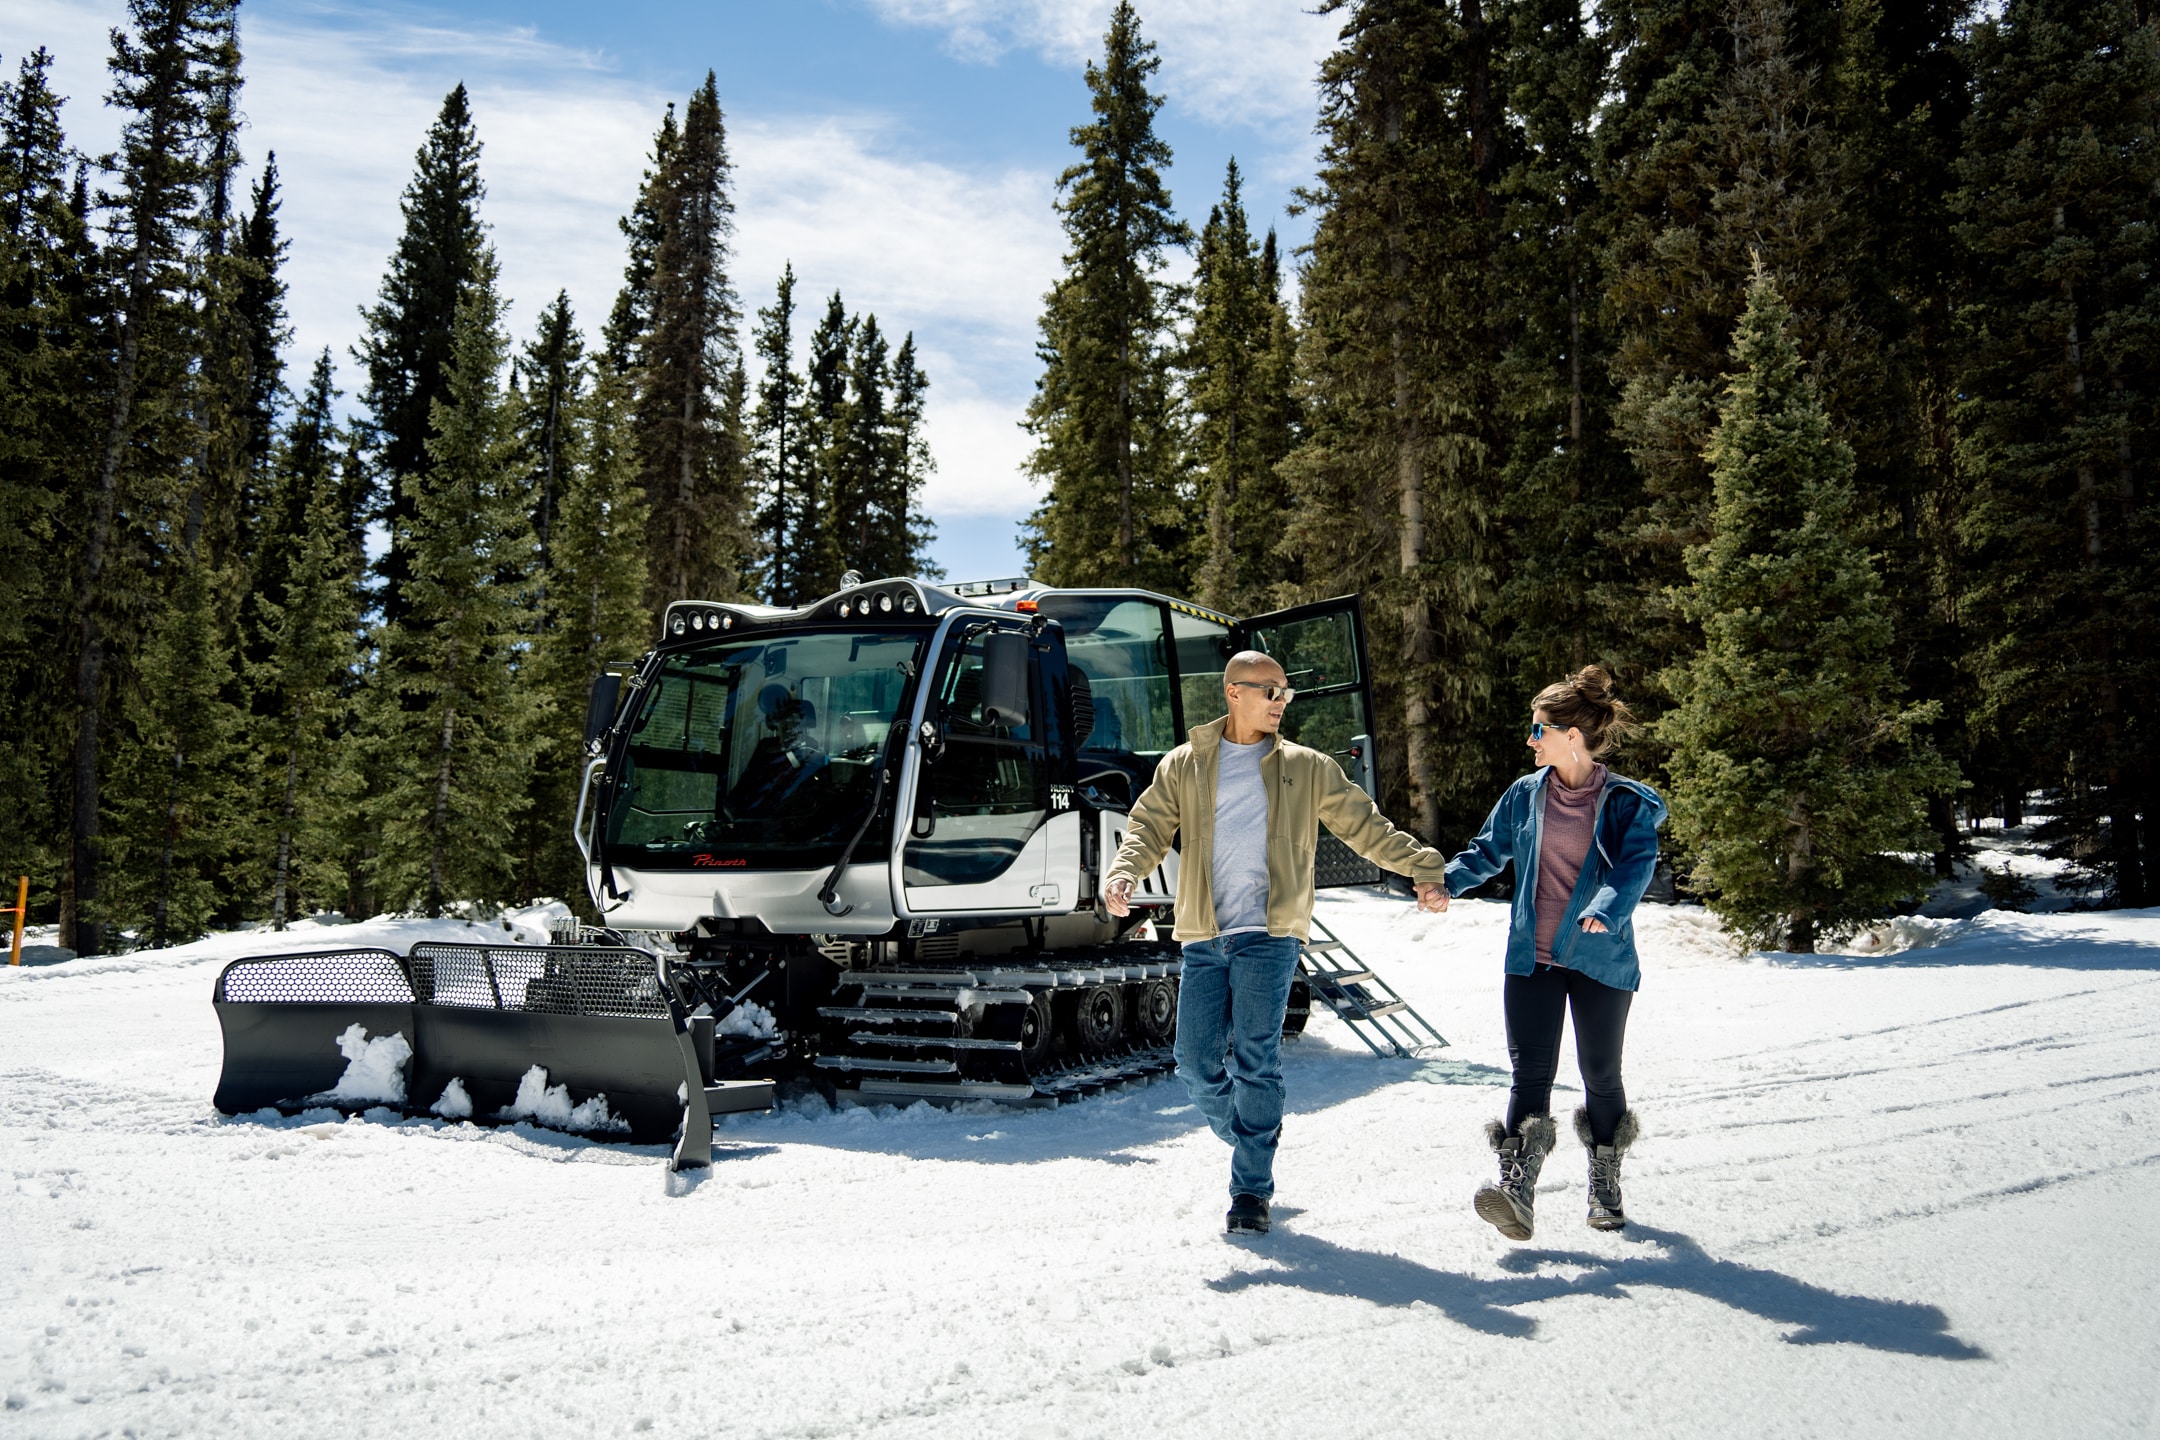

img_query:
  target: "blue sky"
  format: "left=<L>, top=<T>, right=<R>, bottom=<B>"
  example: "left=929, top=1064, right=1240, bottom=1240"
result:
left=3, top=0, right=1342, bottom=581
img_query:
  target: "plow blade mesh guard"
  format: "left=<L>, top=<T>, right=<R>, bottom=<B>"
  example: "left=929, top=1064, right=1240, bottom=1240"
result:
left=213, top=949, right=417, bottom=1115
left=406, top=943, right=687, bottom=1142
left=213, top=943, right=715, bottom=1156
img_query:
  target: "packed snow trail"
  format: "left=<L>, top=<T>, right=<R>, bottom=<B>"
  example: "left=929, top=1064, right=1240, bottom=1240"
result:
left=3, top=892, right=2157, bottom=1438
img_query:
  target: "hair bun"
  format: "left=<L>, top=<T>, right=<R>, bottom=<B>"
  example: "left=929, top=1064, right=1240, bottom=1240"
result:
left=1571, top=664, right=1615, bottom=706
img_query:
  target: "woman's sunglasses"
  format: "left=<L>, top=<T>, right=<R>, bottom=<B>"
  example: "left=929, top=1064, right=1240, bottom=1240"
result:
left=1528, top=721, right=1574, bottom=741
left=1231, top=680, right=1298, bottom=704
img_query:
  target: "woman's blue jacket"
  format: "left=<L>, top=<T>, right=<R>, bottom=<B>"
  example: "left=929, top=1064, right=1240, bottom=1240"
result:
left=1442, top=768, right=1668, bottom=992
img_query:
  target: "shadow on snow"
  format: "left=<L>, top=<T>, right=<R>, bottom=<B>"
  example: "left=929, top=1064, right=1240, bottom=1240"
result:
left=1209, top=1223, right=1985, bottom=1359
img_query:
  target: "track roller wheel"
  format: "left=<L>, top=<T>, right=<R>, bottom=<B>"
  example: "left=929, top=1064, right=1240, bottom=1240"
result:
left=1018, top=991, right=1055, bottom=1072
left=1134, top=977, right=1177, bottom=1044
left=1070, top=984, right=1124, bottom=1052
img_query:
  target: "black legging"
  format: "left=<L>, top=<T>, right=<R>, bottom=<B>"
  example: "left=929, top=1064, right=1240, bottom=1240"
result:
left=1503, top=963, right=1633, bottom=1144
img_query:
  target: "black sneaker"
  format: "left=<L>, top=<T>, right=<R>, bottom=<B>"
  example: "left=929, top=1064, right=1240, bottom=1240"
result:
left=1226, top=1192, right=1271, bottom=1235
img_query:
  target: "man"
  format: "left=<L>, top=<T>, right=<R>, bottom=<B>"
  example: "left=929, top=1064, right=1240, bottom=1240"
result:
left=1105, top=650, right=1450, bottom=1235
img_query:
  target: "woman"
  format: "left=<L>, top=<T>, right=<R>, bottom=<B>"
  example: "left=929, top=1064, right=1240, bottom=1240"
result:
left=1433, top=666, right=1666, bottom=1240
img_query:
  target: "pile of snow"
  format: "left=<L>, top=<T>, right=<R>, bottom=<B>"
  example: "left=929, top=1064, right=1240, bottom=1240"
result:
left=428, top=1076, right=474, bottom=1120
left=496, top=1064, right=628, bottom=1134
left=307, top=1024, right=411, bottom=1106
left=717, top=998, right=777, bottom=1039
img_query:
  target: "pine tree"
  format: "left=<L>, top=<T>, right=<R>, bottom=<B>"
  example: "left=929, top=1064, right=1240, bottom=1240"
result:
left=0, top=49, right=96, bottom=910
left=356, top=84, right=489, bottom=626
left=832, top=312, right=890, bottom=574
left=367, top=264, right=543, bottom=914
left=1662, top=269, right=1955, bottom=952
left=67, top=0, right=241, bottom=954
left=245, top=348, right=333, bottom=671
left=110, top=551, right=241, bottom=946
left=1599, top=0, right=1955, bottom=776
left=529, top=366, right=651, bottom=912
left=1020, top=1, right=1194, bottom=592
left=603, top=103, right=677, bottom=376
left=798, top=289, right=854, bottom=597
left=1954, top=0, right=2160, bottom=903
left=516, top=290, right=583, bottom=582
left=750, top=264, right=821, bottom=603
left=180, top=3, right=248, bottom=571
left=1186, top=158, right=1295, bottom=613
left=1278, top=0, right=1509, bottom=841
left=636, top=72, right=748, bottom=608
left=234, top=151, right=286, bottom=482
left=1490, top=0, right=1633, bottom=702
left=252, top=446, right=361, bottom=928
left=886, top=332, right=939, bottom=578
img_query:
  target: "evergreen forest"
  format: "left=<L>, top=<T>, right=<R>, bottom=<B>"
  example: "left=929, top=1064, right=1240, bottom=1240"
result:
left=1, top=0, right=2152, bottom=955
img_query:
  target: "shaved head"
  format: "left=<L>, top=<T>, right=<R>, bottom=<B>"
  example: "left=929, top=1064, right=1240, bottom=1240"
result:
left=1225, top=650, right=1284, bottom=683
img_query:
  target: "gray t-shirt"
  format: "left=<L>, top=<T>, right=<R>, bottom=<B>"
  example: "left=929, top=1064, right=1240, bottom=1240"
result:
left=1211, top=737, right=1272, bottom=935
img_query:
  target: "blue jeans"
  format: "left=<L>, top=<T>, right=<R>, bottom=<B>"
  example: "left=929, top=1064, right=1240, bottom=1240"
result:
left=1175, top=932, right=1302, bottom=1200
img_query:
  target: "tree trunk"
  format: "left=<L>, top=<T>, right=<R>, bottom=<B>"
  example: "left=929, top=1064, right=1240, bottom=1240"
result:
left=64, top=5, right=192, bottom=956
left=1786, top=801, right=1814, bottom=952
left=1116, top=332, right=1134, bottom=576
left=2057, top=205, right=2137, bottom=904
left=428, top=706, right=456, bottom=918
left=151, top=743, right=185, bottom=948
left=1380, top=73, right=1439, bottom=842
left=271, top=737, right=299, bottom=928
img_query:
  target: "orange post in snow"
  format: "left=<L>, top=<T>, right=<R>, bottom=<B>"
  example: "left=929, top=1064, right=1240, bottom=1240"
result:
left=5, top=875, right=25, bottom=965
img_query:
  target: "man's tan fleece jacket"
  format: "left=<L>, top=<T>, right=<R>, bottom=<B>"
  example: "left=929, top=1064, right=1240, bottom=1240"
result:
left=1104, top=715, right=1451, bottom=942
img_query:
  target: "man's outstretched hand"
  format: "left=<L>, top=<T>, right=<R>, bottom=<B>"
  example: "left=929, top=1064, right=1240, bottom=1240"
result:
left=1415, top=882, right=1449, bottom=913
left=1105, top=877, right=1135, bottom=917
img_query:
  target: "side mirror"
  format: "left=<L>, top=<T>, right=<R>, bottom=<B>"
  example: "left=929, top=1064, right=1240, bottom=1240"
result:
left=583, top=672, right=624, bottom=749
left=980, top=630, right=1030, bottom=727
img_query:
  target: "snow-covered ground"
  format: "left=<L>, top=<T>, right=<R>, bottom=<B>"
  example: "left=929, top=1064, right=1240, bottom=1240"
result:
left=5, top=862, right=2159, bottom=1437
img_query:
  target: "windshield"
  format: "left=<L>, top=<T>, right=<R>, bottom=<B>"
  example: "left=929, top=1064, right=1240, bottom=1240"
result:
left=604, top=630, right=923, bottom=870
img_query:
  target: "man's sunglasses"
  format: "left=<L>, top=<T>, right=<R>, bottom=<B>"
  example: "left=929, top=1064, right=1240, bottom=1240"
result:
left=1231, top=680, right=1298, bottom=704
left=1528, top=721, right=1576, bottom=741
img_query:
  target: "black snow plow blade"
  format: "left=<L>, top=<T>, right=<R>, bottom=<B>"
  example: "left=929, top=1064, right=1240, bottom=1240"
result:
left=213, top=943, right=773, bottom=1170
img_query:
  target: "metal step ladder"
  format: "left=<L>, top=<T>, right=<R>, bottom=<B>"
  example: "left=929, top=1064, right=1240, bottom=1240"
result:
left=1296, top=917, right=1448, bottom=1059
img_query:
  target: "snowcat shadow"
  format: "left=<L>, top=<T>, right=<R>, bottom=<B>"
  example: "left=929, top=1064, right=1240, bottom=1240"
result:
left=1212, top=1224, right=1986, bottom=1359
left=715, top=1038, right=1438, bottom=1165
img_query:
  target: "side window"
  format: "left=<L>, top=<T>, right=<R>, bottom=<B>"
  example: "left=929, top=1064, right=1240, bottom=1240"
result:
left=1243, top=604, right=1370, bottom=780
left=904, top=627, right=1047, bottom=885
left=1172, top=608, right=1230, bottom=732
left=1038, top=597, right=1177, bottom=759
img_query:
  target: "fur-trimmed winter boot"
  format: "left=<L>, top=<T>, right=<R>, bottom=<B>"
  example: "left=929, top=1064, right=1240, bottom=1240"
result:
left=1574, top=1107, right=1641, bottom=1231
left=1473, top=1115, right=1557, bottom=1241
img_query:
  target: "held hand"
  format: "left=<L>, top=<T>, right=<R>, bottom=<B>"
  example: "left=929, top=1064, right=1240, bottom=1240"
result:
left=1580, top=916, right=1608, bottom=934
left=1105, top=877, right=1135, bottom=917
left=1414, top=882, right=1449, bottom=914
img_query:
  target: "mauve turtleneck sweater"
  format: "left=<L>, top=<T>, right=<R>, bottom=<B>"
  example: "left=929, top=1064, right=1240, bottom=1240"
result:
left=1534, top=763, right=1607, bottom=966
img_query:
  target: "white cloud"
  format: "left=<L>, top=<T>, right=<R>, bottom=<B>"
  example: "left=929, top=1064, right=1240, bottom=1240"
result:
left=1, top=0, right=1063, bottom=525
left=860, top=0, right=1339, bottom=135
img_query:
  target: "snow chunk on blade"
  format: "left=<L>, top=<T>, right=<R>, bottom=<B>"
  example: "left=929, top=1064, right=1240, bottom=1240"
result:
left=498, top=1065, right=630, bottom=1133
left=430, top=1077, right=474, bottom=1120
left=308, top=1024, right=412, bottom=1106
left=718, top=1000, right=777, bottom=1039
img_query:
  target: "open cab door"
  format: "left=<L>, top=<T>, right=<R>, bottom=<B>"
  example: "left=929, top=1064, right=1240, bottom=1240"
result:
left=1232, top=595, right=1386, bottom=888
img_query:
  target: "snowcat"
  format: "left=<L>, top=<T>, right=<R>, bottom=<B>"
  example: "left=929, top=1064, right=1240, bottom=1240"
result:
left=212, top=577, right=1442, bottom=1170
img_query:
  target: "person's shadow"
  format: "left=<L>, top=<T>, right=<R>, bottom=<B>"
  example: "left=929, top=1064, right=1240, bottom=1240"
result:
left=1210, top=1223, right=1984, bottom=1358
